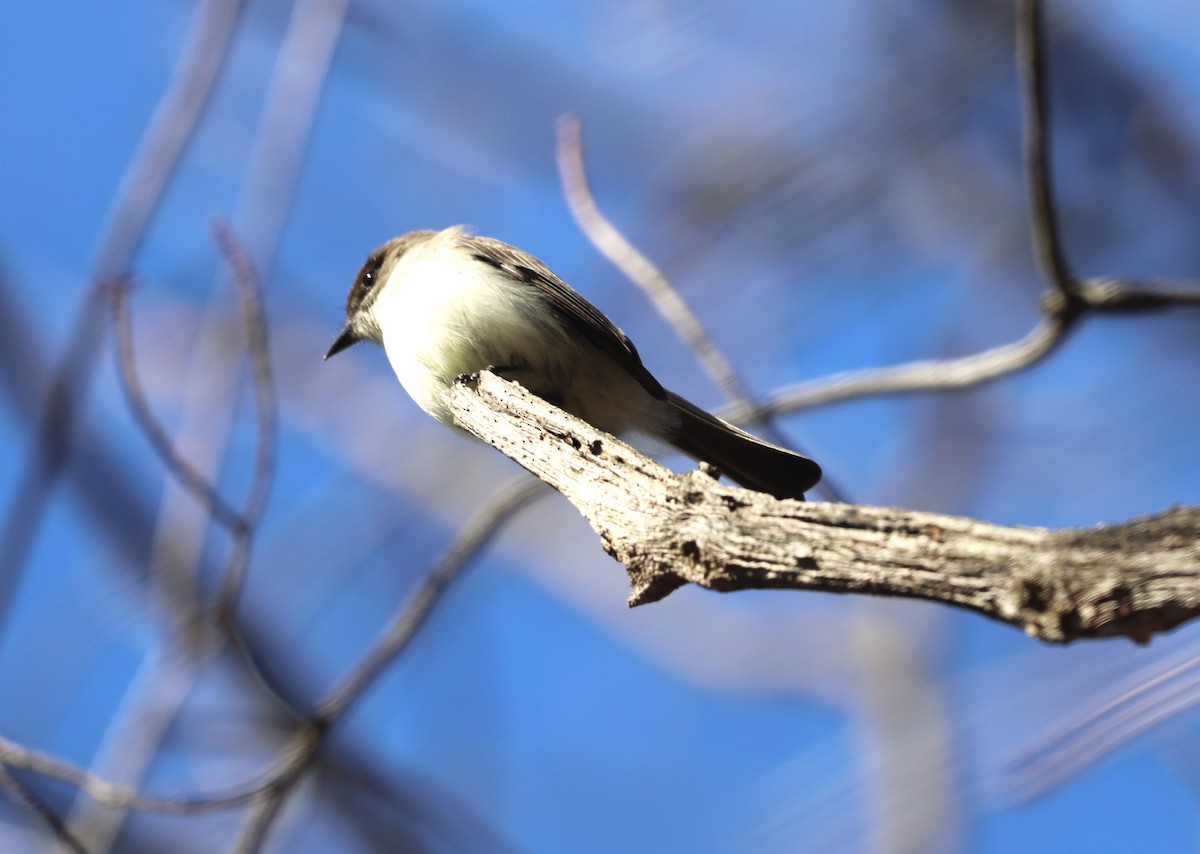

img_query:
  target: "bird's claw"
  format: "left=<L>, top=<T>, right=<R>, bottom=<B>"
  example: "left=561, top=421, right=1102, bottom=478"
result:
left=455, top=365, right=517, bottom=388
left=456, top=365, right=516, bottom=386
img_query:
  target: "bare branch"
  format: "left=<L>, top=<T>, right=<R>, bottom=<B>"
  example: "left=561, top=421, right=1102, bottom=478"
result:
left=0, top=465, right=539, bottom=836
left=231, top=785, right=294, bottom=854
left=0, top=763, right=89, bottom=853
left=556, top=114, right=755, bottom=408
left=449, top=372, right=1200, bottom=645
left=0, top=288, right=111, bottom=631
left=0, top=0, right=242, bottom=632
left=211, top=220, right=279, bottom=615
left=210, top=220, right=292, bottom=720
left=316, top=475, right=547, bottom=722
left=229, top=725, right=324, bottom=854
left=0, top=733, right=296, bottom=814
left=1076, top=277, right=1200, bottom=310
left=730, top=314, right=1068, bottom=419
left=740, top=280, right=1198, bottom=422
left=93, top=229, right=292, bottom=850
left=107, top=245, right=293, bottom=715
left=109, top=281, right=249, bottom=534
left=557, top=0, right=1196, bottom=431
left=995, top=644, right=1200, bottom=802
left=556, top=113, right=843, bottom=501
left=1018, top=0, right=1078, bottom=301
left=232, top=475, right=545, bottom=851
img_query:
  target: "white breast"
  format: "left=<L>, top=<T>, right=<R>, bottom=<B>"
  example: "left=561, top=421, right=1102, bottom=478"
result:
left=370, top=230, right=570, bottom=424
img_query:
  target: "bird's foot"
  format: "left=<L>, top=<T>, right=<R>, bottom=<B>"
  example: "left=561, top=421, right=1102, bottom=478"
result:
left=454, top=365, right=516, bottom=385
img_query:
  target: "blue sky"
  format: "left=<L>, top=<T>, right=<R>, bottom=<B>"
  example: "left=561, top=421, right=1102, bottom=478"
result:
left=1, top=1, right=1199, bottom=851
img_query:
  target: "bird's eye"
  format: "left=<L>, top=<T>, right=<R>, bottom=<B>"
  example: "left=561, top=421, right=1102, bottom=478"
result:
left=360, top=269, right=375, bottom=289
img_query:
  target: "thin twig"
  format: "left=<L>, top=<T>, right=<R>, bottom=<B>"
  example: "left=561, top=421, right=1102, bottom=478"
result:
left=727, top=314, right=1068, bottom=419
left=0, top=0, right=242, bottom=637
left=731, top=279, right=1198, bottom=422
left=0, top=732, right=306, bottom=815
left=231, top=475, right=546, bottom=851
left=1017, top=0, right=1078, bottom=301
left=211, top=220, right=279, bottom=615
left=718, top=0, right=1198, bottom=422
left=91, top=229, right=289, bottom=853
left=107, top=237, right=295, bottom=720
left=0, top=763, right=90, bottom=854
left=317, top=476, right=547, bottom=722
left=208, top=222, right=297, bottom=718
left=232, top=783, right=296, bottom=854
left=996, top=646, right=1200, bottom=802
left=109, top=281, right=249, bottom=534
left=1077, top=277, right=1200, bottom=310
left=228, top=728, right=322, bottom=854
left=555, top=114, right=844, bottom=501
left=0, top=475, right=544, bottom=835
left=556, top=114, right=759, bottom=411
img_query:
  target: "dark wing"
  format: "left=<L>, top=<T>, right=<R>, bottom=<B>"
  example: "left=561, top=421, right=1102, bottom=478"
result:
left=466, top=235, right=667, bottom=400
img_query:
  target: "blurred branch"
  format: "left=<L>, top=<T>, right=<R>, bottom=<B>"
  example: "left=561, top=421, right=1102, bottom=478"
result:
left=228, top=722, right=328, bottom=854
left=995, top=643, right=1200, bottom=803
left=1018, top=0, right=1076, bottom=302
left=90, top=2, right=244, bottom=283
left=109, top=281, right=248, bottom=534
left=728, top=279, right=1198, bottom=421
left=233, top=474, right=546, bottom=851
left=0, top=0, right=242, bottom=636
left=77, top=226, right=285, bottom=853
left=7, top=3, right=245, bottom=838
left=0, top=764, right=88, bottom=854
left=0, top=470, right=548, bottom=838
left=108, top=223, right=276, bottom=550
left=556, top=114, right=763, bottom=416
left=556, top=115, right=845, bottom=503
left=316, top=476, right=546, bottom=722
left=1073, top=277, right=1200, bottom=309
left=449, top=371, right=1200, bottom=644
left=0, top=275, right=165, bottom=618
left=726, top=315, right=1066, bottom=419
left=80, top=15, right=346, bottom=830
left=654, top=0, right=1199, bottom=427
left=0, top=732, right=308, bottom=814
left=108, top=226, right=283, bottom=688
left=853, top=617, right=961, bottom=853
left=211, top=220, right=278, bottom=617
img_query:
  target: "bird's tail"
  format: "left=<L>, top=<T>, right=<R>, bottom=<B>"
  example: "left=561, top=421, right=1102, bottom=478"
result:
left=665, top=392, right=821, bottom=500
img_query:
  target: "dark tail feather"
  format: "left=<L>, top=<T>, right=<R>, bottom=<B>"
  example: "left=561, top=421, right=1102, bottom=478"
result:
left=665, top=392, right=821, bottom=500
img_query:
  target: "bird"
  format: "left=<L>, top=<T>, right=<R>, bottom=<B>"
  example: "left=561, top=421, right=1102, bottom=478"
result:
left=325, top=226, right=821, bottom=500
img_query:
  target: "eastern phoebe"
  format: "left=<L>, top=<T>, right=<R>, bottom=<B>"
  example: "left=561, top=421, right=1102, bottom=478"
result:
left=325, top=226, right=821, bottom=499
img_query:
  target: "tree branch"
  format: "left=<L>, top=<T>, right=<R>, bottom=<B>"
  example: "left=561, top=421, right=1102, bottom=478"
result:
left=448, top=372, right=1200, bottom=645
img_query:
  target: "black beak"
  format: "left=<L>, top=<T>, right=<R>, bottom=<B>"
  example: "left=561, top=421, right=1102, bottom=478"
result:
left=324, top=323, right=362, bottom=360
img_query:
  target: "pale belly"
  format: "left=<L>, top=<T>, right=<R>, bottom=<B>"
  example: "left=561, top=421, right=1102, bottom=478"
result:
left=377, top=259, right=570, bottom=425
left=370, top=230, right=674, bottom=437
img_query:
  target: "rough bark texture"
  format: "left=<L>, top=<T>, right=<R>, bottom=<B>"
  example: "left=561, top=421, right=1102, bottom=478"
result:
left=449, top=372, right=1200, bottom=644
